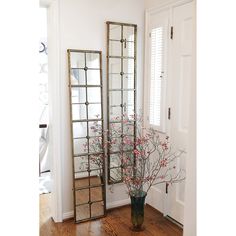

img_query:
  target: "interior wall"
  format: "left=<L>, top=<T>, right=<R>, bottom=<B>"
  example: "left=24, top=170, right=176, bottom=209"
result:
left=57, top=0, right=145, bottom=217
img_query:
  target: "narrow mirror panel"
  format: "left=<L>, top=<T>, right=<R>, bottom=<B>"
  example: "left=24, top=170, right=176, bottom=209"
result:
left=107, top=22, right=137, bottom=184
left=68, top=49, right=106, bottom=223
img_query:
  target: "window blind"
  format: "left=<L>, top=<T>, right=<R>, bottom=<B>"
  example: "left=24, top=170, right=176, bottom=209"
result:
left=149, top=27, right=163, bottom=126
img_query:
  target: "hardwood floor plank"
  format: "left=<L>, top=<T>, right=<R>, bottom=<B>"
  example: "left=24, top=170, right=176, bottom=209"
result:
left=40, top=193, right=183, bottom=236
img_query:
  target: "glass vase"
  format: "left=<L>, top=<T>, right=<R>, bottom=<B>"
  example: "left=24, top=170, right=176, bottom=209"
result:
left=130, top=191, right=147, bottom=231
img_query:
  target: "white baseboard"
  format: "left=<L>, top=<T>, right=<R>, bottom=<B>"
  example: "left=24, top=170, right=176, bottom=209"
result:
left=106, top=198, right=130, bottom=209
left=63, top=211, right=74, bottom=220
left=62, top=198, right=130, bottom=220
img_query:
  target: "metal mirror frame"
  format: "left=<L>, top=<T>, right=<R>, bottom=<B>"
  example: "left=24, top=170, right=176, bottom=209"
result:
left=106, top=22, right=137, bottom=184
left=67, top=49, right=106, bottom=223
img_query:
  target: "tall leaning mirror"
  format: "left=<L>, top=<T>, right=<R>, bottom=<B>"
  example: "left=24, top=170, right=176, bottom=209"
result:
left=106, top=22, right=137, bottom=184
left=67, top=49, right=106, bottom=223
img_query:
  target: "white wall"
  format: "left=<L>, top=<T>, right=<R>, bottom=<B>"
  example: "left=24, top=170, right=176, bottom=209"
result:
left=57, top=0, right=145, bottom=217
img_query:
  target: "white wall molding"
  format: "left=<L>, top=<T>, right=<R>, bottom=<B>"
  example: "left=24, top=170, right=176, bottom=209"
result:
left=106, top=198, right=130, bottom=209
left=46, top=0, right=63, bottom=222
left=63, top=211, right=74, bottom=220
left=146, top=0, right=194, bottom=14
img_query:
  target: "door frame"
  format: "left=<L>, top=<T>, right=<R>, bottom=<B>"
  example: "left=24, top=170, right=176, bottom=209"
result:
left=143, top=0, right=196, bottom=233
left=40, top=0, right=63, bottom=222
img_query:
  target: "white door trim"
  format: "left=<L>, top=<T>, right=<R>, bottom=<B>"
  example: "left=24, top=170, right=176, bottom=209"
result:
left=41, top=0, right=63, bottom=222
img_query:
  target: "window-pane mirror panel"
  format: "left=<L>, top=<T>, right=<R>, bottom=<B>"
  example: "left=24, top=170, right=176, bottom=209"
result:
left=107, top=22, right=137, bottom=184
left=68, top=49, right=106, bottom=223
left=71, top=69, right=86, bottom=85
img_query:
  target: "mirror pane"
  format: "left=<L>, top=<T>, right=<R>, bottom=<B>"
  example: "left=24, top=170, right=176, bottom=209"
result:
left=109, top=91, right=121, bottom=106
left=75, top=175, right=89, bottom=188
left=70, top=52, right=85, bottom=68
left=75, top=189, right=89, bottom=205
left=91, top=201, right=104, bottom=218
left=109, top=74, right=121, bottom=90
left=109, top=137, right=121, bottom=152
left=89, top=137, right=103, bottom=153
left=88, top=104, right=101, bottom=119
left=110, top=25, right=121, bottom=40
left=109, top=40, right=121, bottom=57
left=110, top=106, right=121, bottom=120
left=123, top=74, right=134, bottom=90
left=71, top=87, right=86, bottom=104
left=76, top=204, right=90, bottom=221
left=123, top=136, right=134, bottom=151
left=109, top=58, right=121, bottom=74
left=110, top=153, right=121, bottom=168
left=110, top=168, right=122, bottom=182
left=91, top=186, right=103, bottom=202
left=73, top=122, right=87, bottom=138
left=74, top=156, right=88, bottom=173
left=123, top=58, right=134, bottom=74
left=87, top=87, right=101, bottom=103
left=109, top=122, right=122, bottom=136
left=123, top=41, right=134, bottom=58
left=123, top=26, right=135, bottom=42
left=123, top=122, right=134, bottom=136
left=73, top=138, right=88, bottom=155
left=87, top=70, right=100, bottom=85
left=71, top=69, right=86, bottom=85
left=86, top=53, right=100, bottom=69
left=72, top=104, right=87, bottom=120
left=88, top=121, right=102, bottom=137
left=90, top=170, right=103, bottom=185
left=90, top=154, right=104, bottom=170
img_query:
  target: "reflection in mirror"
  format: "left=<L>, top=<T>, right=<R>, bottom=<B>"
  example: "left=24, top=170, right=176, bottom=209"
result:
left=68, top=49, right=106, bottom=223
left=91, top=201, right=104, bottom=218
left=107, top=22, right=137, bottom=184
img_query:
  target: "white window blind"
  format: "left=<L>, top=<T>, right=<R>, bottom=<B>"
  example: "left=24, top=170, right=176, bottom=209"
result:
left=149, top=27, right=163, bottom=127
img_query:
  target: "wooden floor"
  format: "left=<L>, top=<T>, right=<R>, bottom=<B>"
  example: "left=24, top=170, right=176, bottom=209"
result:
left=40, top=193, right=183, bottom=236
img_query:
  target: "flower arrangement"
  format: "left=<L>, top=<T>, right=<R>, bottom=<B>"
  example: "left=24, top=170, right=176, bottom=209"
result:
left=87, top=113, right=185, bottom=197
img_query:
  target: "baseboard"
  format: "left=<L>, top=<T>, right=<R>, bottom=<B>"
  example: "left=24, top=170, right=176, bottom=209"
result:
left=63, top=211, right=74, bottom=220
left=62, top=199, right=130, bottom=220
left=106, top=198, right=130, bottom=209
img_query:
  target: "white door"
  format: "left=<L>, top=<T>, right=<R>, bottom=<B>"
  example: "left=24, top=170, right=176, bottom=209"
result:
left=167, top=1, right=195, bottom=224
left=145, top=8, right=169, bottom=213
